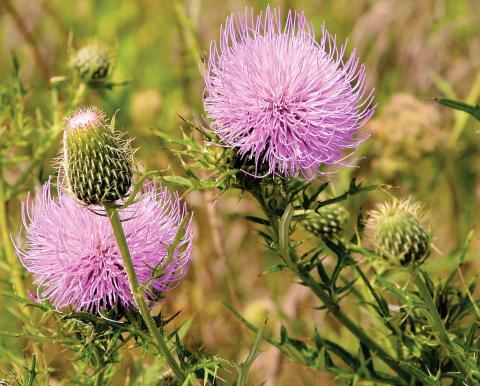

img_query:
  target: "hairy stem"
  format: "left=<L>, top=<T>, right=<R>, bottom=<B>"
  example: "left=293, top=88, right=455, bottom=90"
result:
left=410, top=266, right=473, bottom=382
left=106, top=206, right=185, bottom=383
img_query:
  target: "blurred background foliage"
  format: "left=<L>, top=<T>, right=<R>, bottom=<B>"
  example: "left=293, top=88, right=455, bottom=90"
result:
left=0, top=0, right=479, bottom=384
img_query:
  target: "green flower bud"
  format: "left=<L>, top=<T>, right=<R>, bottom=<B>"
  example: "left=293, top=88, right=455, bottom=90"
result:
left=304, top=204, right=349, bottom=238
left=62, top=107, right=134, bottom=205
left=366, top=198, right=431, bottom=265
left=71, top=40, right=114, bottom=84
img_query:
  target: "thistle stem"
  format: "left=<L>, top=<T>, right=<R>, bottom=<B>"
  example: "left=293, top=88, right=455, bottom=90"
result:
left=93, top=371, right=104, bottom=386
left=410, top=266, right=473, bottom=382
left=254, top=198, right=409, bottom=383
left=0, top=175, right=26, bottom=298
left=106, top=206, right=185, bottom=383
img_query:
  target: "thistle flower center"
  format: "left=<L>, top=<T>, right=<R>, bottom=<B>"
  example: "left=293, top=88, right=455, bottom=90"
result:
left=66, top=108, right=103, bottom=131
left=271, top=97, right=289, bottom=115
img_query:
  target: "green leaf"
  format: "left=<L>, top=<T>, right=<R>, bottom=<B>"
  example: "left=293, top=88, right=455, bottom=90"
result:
left=162, top=175, right=195, bottom=189
left=234, top=322, right=265, bottom=386
left=154, top=129, right=202, bottom=151
left=279, top=204, right=294, bottom=263
left=397, top=362, right=441, bottom=386
left=245, top=215, right=271, bottom=226
left=435, top=97, right=480, bottom=120
left=262, top=263, right=287, bottom=275
left=24, top=355, right=37, bottom=386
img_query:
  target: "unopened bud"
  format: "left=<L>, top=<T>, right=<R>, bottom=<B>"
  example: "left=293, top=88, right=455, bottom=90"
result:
left=62, top=107, right=133, bottom=205
left=366, top=198, right=431, bottom=265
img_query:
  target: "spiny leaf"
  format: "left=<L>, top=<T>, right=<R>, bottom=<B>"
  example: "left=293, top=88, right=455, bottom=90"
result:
left=234, top=322, right=265, bottom=386
left=245, top=215, right=270, bottom=226
left=397, top=362, right=441, bottom=386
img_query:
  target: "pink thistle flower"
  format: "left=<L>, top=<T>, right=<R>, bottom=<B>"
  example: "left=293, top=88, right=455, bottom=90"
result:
left=17, top=179, right=193, bottom=314
left=203, top=7, right=375, bottom=177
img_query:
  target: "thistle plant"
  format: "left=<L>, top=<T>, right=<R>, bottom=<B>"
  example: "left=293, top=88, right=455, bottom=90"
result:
left=58, top=107, right=193, bottom=382
left=3, top=3, right=480, bottom=386
left=71, top=39, right=115, bottom=85
left=153, top=6, right=480, bottom=384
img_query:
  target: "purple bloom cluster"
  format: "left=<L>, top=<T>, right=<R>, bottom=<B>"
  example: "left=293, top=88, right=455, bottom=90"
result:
left=18, top=180, right=192, bottom=313
left=203, top=7, right=374, bottom=177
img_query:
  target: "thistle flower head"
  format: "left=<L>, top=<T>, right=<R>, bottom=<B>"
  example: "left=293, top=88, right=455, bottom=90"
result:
left=71, top=39, right=114, bottom=84
left=17, top=179, right=193, bottom=313
left=365, top=198, right=431, bottom=265
left=203, top=7, right=374, bottom=178
left=304, top=204, right=349, bottom=238
left=62, top=107, right=134, bottom=206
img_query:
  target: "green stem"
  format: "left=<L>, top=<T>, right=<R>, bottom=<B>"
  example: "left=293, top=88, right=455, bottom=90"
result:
left=0, top=175, right=26, bottom=298
left=92, top=347, right=105, bottom=386
left=410, top=267, right=473, bottom=382
left=257, top=199, right=409, bottom=383
left=93, top=371, right=104, bottom=386
left=105, top=206, right=186, bottom=383
left=294, top=265, right=409, bottom=382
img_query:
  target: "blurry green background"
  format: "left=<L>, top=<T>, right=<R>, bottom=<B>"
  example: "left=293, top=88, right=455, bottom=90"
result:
left=1, top=0, right=480, bottom=384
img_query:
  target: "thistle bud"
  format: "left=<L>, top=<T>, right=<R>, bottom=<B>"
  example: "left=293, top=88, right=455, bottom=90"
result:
left=365, top=198, right=431, bottom=265
left=304, top=204, right=349, bottom=238
left=71, top=40, right=114, bottom=84
left=62, top=107, right=134, bottom=205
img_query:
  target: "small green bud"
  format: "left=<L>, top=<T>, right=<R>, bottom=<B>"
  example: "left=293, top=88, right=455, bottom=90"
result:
left=62, top=107, right=134, bottom=205
left=366, top=198, right=431, bottom=265
left=71, top=40, right=114, bottom=84
left=304, top=204, right=349, bottom=238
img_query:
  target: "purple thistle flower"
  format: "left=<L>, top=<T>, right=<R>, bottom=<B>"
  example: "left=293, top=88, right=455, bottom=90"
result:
left=17, top=179, right=193, bottom=314
left=203, top=7, right=375, bottom=177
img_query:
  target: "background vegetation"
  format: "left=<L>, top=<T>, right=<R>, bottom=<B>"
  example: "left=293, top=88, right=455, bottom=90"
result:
left=1, top=0, right=479, bottom=384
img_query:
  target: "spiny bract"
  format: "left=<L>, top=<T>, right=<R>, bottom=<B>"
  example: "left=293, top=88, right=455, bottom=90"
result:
left=62, top=107, right=134, bottom=206
left=304, top=204, right=349, bottom=238
left=71, top=39, right=114, bottom=84
left=365, top=198, right=431, bottom=265
left=203, top=6, right=374, bottom=178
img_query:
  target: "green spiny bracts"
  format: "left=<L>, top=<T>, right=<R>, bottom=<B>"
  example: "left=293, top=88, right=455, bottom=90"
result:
left=303, top=204, right=349, bottom=238
left=62, top=107, right=134, bottom=205
left=71, top=40, right=114, bottom=84
left=365, top=198, right=431, bottom=265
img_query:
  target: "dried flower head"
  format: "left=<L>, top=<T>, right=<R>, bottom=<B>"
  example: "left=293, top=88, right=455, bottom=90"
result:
left=365, top=93, right=447, bottom=180
left=71, top=39, right=115, bottom=84
left=62, top=107, right=134, bottom=206
left=203, top=7, right=374, bottom=177
left=17, top=179, right=193, bottom=313
left=365, top=198, right=431, bottom=265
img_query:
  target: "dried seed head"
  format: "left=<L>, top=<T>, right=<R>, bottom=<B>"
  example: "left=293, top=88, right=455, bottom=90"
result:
left=71, top=39, right=114, bottom=84
left=62, top=107, right=134, bottom=205
left=304, top=204, right=350, bottom=239
left=365, top=198, right=431, bottom=265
